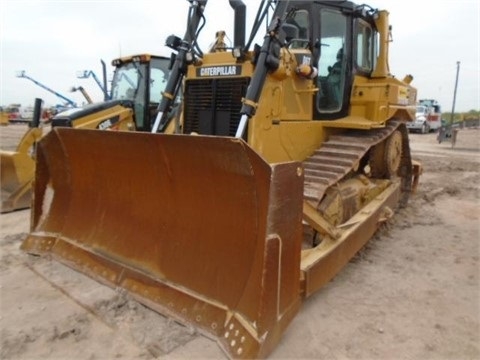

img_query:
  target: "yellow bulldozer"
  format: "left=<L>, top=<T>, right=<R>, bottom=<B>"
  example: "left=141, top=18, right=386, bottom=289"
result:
left=22, top=1, right=422, bottom=358
left=0, top=54, right=175, bottom=212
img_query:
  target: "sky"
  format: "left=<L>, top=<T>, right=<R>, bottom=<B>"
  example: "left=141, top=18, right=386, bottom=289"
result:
left=1, top=0, right=479, bottom=113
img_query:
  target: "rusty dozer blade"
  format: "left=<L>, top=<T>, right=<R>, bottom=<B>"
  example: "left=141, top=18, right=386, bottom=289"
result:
left=22, top=128, right=304, bottom=359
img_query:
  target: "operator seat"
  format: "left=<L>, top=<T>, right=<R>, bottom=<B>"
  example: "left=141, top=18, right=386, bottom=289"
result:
left=325, top=48, right=343, bottom=109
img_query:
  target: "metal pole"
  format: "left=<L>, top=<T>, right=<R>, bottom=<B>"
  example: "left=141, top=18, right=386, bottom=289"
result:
left=450, top=61, right=460, bottom=125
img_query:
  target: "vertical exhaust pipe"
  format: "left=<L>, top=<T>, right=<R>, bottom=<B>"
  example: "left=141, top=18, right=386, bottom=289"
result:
left=229, top=0, right=246, bottom=49
left=371, top=10, right=391, bottom=78
left=31, top=98, right=43, bottom=128
left=101, top=59, right=109, bottom=100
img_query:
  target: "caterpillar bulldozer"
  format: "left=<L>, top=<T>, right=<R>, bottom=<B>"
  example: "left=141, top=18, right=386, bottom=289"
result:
left=21, top=0, right=422, bottom=358
left=0, top=54, right=174, bottom=213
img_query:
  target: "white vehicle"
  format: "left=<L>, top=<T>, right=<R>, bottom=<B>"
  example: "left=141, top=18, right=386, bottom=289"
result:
left=21, top=106, right=34, bottom=120
left=407, top=105, right=430, bottom=133
left=407, top=99, right=442, bottom=134
left=420, top=99, right=442, bottom=131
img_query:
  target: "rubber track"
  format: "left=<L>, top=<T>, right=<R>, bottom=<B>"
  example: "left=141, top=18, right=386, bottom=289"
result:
left=303, top=120, right=401, bottom=207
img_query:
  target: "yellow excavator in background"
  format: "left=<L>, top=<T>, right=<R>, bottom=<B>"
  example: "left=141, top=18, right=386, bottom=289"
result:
left=0, top=107, right=9, bottom=125
left=22, top=1, right=422, bottom=358
left=0, top=54, right=174, bottom=212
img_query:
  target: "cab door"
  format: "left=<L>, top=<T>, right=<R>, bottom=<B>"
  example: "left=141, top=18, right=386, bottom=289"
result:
left=314, top=6, right=351, bottom=119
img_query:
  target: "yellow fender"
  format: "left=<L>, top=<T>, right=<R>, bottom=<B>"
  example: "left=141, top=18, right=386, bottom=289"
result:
left=0, top=127, right=42, bottom=212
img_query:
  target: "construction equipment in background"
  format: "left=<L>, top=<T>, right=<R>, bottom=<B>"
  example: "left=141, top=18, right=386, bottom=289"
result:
left=52, top=54, right=174, bottom=132
left=70, top=86, right=94, bottom=104
left=0, top=98, right=43, bottom=212
left=22, top=1, right=422, bottom=358
left=76, top=60, right=111, bottom=101
left=16, top=71, right=78, bottom=108
left=0, top=106, right=10, bottom=125
left=1, top=54, right=172, bottom=212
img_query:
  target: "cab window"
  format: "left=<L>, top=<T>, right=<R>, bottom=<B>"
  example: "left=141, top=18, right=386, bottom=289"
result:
left=149, top=58, right=171, bottom=103
left=316, top=9, right=348, bottom=113
left=285, top=10, right=310, bottom=49
left=355, top=19, right=374, bottom=73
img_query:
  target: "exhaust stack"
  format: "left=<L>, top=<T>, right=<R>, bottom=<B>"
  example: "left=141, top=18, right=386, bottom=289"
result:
left=229, top=0, right=246, bottom=48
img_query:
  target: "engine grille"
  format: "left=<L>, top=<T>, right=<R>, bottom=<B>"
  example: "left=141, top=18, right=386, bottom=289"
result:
left=183, top=77, right=250, bottom=136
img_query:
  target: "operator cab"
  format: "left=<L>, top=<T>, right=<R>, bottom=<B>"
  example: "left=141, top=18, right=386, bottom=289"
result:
left=281, top=1, right=379, bottom=120
left=110, top=54, right=173, bottom=131
left=50, top=54, right=175, bottom=131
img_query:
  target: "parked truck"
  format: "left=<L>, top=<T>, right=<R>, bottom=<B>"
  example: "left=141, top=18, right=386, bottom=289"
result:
left=420, top=99, right=442, bottom=132
left=407, top=99, right=442, bottom=134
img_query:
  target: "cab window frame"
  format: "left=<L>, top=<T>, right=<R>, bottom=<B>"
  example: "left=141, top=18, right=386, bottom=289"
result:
left=354, top=18, right=375, bottom=75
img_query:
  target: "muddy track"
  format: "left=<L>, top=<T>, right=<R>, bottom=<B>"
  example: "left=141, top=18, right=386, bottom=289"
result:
left=303, top=120, right=402, bottom=206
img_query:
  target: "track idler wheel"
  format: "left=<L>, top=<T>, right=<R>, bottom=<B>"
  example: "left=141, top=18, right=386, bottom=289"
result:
left=369, top=129, right=403, bottom=179
left=385, top=130, right=403, bottom=176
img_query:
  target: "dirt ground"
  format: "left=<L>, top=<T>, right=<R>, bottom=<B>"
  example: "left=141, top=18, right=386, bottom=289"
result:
left=0, top=124, right=479, bottom=360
